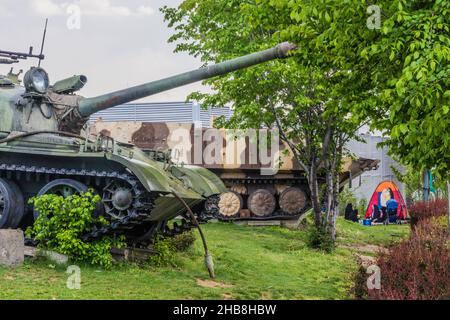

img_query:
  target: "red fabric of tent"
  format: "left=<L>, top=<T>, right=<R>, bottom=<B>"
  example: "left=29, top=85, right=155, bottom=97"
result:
left=365, top=181, right=408, bottom=220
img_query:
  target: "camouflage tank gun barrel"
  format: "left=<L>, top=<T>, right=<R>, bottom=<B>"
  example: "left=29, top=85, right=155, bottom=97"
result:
left=77, top=42, right=297, bottom=117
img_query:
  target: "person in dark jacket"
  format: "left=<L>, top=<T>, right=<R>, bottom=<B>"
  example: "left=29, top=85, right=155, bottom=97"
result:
left=380, top=206, right=389, bottom=223
left=344, top=203, right=353, bottom=221
left=371, top=204, right=383, bottom=223
left=350, top=208, right=359, bottom=222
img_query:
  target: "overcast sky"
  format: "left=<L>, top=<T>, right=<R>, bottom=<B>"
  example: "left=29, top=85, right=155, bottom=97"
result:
left=0, top=0, right=210, bottom=102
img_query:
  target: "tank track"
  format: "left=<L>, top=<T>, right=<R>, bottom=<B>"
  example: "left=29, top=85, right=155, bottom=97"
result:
left=197, top=195, right=220, bottom=222
left=205, top=177, right=311, bottom=221
left=0, top=163, right=195, bottom=246
left=198, top=195, right=305, bottom=222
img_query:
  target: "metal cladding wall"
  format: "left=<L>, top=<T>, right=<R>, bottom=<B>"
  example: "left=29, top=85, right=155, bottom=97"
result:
left=89, top=102, right=232, bottom=128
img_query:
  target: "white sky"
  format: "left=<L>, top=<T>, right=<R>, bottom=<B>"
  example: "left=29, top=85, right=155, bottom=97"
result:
left=0, top=0, right=210, bottom=102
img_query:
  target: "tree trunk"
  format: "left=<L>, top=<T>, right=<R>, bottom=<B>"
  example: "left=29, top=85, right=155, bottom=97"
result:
left=308, top=164, right=322, bottom=227
left=324, top=144, right=341, bottom=243
left=325, top=164, right=338, bottom=242
left=330, top=173, right=340, bottom=241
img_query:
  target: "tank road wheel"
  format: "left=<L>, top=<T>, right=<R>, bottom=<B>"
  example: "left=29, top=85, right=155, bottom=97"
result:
left=0, top=179, right=25, bottom=229
left=218, top=191, right=243, bottom=218
left=247, top=189, right=276, bottom=217
left=34, top=179, right=88, bottom=220
left=279, top=187, right=307, bottom=215
left=102, top=180, right=134, bottom=220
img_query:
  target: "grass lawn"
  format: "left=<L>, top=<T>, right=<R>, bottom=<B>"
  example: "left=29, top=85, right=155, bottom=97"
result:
left=0, top=218, right=409, bottom=300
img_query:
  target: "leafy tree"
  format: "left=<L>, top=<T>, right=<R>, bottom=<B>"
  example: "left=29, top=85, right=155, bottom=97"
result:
left=391, top=164, right=423, bottom=203
left=392, top=164, right=449, bottom=201
left=162, top=0, right=449, bottom=241
left=277, top=0, right=450, bottom=178
left=162, top=0, right=367, bottom=243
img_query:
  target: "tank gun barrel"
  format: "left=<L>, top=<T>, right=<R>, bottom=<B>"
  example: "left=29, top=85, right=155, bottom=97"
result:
left=78, top=42, right=296, bottom=117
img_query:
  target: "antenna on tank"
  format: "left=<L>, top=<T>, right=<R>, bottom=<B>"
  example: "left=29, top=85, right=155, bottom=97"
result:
left=38, top=18, right=48, bottom=67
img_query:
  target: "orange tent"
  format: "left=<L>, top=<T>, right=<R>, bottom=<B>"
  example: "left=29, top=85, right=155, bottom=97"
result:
left=365, top=181, right=408, bottom=220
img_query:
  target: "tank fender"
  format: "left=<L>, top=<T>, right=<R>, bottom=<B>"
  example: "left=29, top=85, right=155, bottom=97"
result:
left=170, top=165, right=227, bottom=197
left=106, top=152, right=172, bottom=192
left=105, top=152, right=204, bottom=200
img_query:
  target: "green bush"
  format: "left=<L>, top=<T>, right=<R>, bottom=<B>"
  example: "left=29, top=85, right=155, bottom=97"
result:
left=306, top=226, right=335, bottom=253
left=26, top=191, right=125, bottom=268
left=351, top=266, right=370, bottom=299
left=148, top=235, right=177, bottom=267
left=171, top=231, right=196, bottom=252
left=357, top=198, right=368, bottom=217
left=338, top=187, right=357, bottom=216
left=148, top=231, right=196, bottom=267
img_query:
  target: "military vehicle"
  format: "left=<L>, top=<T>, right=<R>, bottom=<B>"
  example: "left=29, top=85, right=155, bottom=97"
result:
left=0, top=41, right=296, bottom=246
left=91, top=122, right=379, bottom=221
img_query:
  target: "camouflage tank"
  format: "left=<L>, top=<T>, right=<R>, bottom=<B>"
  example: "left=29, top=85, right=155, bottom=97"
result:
left=91, top=121, right=379, bottom=221
left=0, top=42, right=296, bottom=245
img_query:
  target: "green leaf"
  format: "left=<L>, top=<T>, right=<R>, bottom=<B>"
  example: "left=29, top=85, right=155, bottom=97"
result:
left=399, top=124, right=408, bottom=134
left=389, top=51, right=395, bottom=61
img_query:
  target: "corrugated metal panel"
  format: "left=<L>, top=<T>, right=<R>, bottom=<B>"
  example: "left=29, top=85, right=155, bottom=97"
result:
left=200, top=106, right=211, bottom=128
left=211, top=107, right=231, bottom=118
left=89, top=102, right=195, bottom=123
left=89, top=102, right=232, bottom=128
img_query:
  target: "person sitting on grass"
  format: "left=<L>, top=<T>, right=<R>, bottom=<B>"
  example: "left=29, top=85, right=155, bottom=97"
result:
left=344, top=203, right=353, bottom=221
left=386, top=197, right=399, bottom=223
left=381, top=206, right=390, bottom=224
left=371, top=204, right=383, bottom=224
left=350, top=208, right=359, bottom=222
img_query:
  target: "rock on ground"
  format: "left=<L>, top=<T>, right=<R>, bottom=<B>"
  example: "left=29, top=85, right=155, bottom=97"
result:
left=0, top=229, right=24, bottom=267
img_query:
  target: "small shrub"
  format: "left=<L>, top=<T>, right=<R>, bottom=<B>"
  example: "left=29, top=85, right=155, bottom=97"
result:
left=148, top=235, right=177, bottom=267
left=366, top=220, right=450, bottom=300
left=351, top=266, right=370, bottom=300
left=171, top=231, right=196, bottom=252
left=409, top=199, right=448, bottom=227
left=306, top=226, right=335, bottom=253
left=26, top=191, right=125, bottom=268
left=148, top=231, right=196, bottom=267
left=357, top=198, right=368, bottom=218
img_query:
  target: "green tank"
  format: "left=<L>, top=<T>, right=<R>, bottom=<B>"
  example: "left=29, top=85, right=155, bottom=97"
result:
left=0, top=42, right=296, bottom=245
